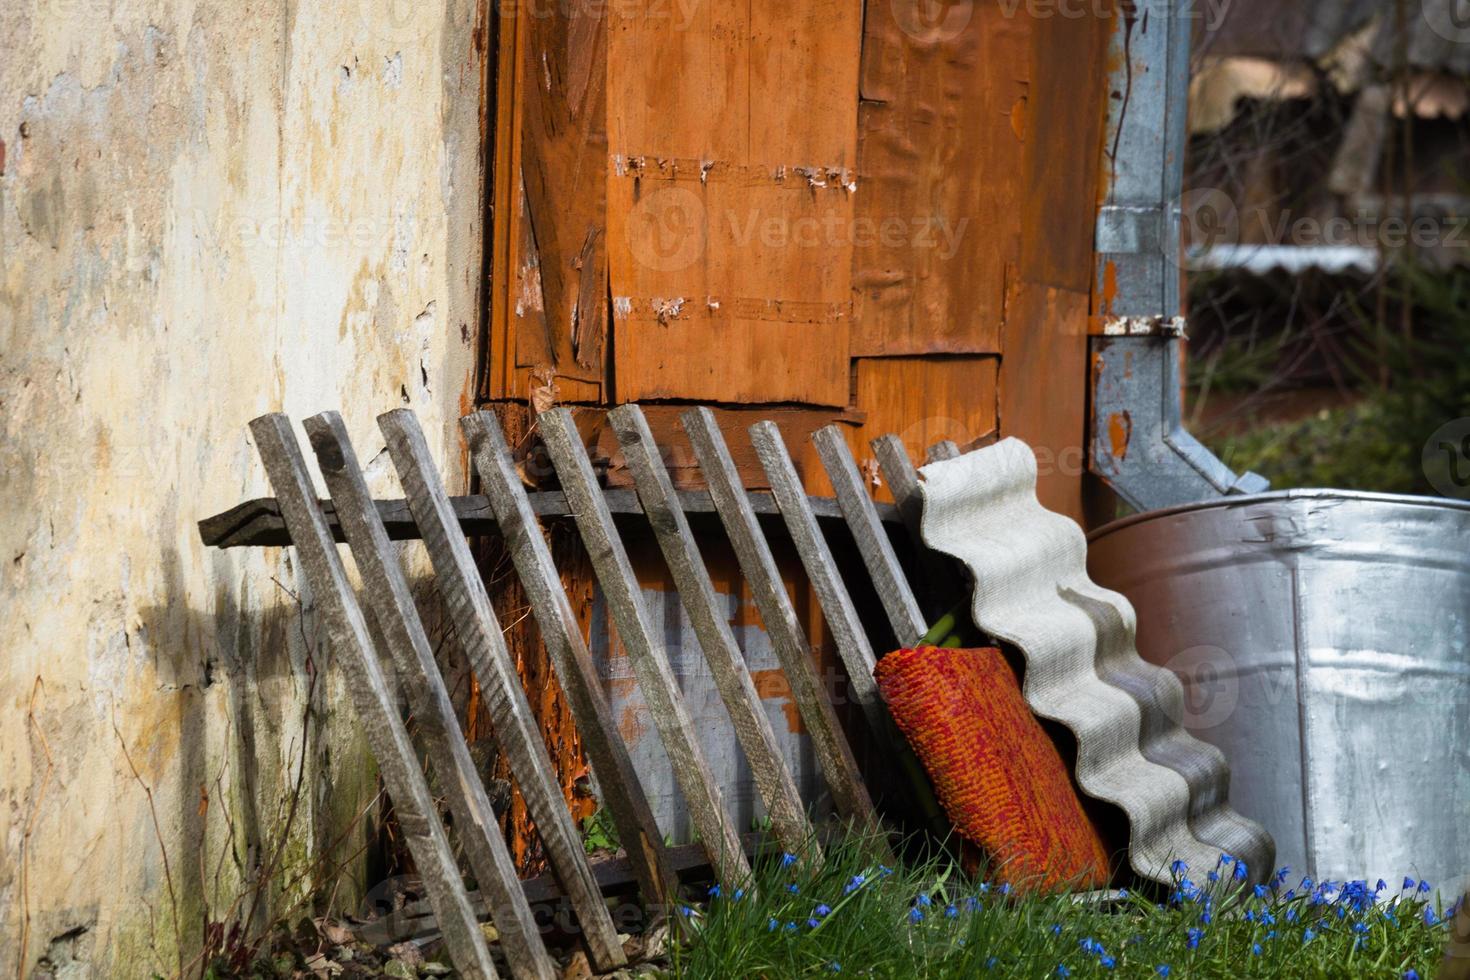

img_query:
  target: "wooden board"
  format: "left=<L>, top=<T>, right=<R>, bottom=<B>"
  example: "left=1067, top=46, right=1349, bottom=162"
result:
left=517, top=0, right=608, bottom=384
left=841, top=356, right=999, bottom=504
left=853, top=0, right=1030, bottom=356
left=605, top=0, right=862, bottom=406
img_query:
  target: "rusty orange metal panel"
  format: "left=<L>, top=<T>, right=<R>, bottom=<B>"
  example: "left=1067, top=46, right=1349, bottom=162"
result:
left=605, top=0, right=862, bottom=406
left=853, top=1, right=1030, bottom=356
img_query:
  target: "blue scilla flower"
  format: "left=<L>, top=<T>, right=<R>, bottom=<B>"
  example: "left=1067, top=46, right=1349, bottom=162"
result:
left=878, top=864, right=893, bottom=877
left=1274, top=866, right=1291, bottom=885
left=1245, top=910, right=1255, bottom=923
left=1261, top=911, right=1276, bottom=925
left=814, top=904, right=831, bottom=918
left=708, top=884, right=721, bottom=898
left=965, top=897, right=981, bottom=912
left=909, top=907, right=924, bottom=924
left=979, top=882, right=990, bottom=894
left=1353, top=922, right=1370, bottom=934
left=1419, top=880, right=1432, bottom=894
left=1266, top=930, right=1277, bottom=941
left=1101, top=956, right=1116, bottom=969
left=1200, top=911, right=1213, bottom=926
left=787, top=883, right=799, bottom=894
left=1404, top=972, right=1420, bottom=980
left=1207, top=870, right=1219, bottom=883
left=1118, top=889, right=1129, bottom=898
left=1186, top=928, right=1203, bottom=950
left=985, top=957, right=998, bottom=970
left=945, top=904, right=958, bottom=919
left=1425, top=906, right=1440, bottom=926
left=844, top=874, right=866, bottom=895
left=781, top=853, right=798, bottom=868
left=1286, top=908, right=1300, bottom=923
left=679, top=905, right=695, bottom=917
left=916, top=894, right=932, bottom=907
left=1235, top=861, right=1249, bottom=881
left=1171, top=860, right=1188, bottom=876
left=785, top=922, right=799, bottom=933
left=1403, top=876, right=1417, bottom=890
left=828, top=964, right=841, bottom=974
left=1156, top=966, right=1172, bottom=977
left=1303, top=929, right=1316, bottom=943
left=1254, top=884, right=1269, bottom=899
left=1050, top=924, right=1063, bottom=936
left=1001, top=883, right=1013, bottom=896
left=1056, top=967, right=1071, bottom=978
left=734, top=888, right=745, bottom=901
left=1080, top=938, right=1102, bottom=955
left=1376, top=879, right=1388, bottom=893
left=768, top=918, right=778, bottom=931
left=808, top=918, right=821, bottom=929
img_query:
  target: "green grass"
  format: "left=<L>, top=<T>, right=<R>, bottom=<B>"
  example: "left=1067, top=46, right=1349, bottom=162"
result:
left=667, top=834, right=1452, bottom=978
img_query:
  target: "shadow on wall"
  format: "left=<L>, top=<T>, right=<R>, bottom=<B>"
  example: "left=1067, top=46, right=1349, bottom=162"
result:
left=20, top=544, right=386, bottom=977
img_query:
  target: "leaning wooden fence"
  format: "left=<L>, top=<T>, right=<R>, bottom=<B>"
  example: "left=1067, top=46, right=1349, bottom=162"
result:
left=203, top=405, right=943, bottom=978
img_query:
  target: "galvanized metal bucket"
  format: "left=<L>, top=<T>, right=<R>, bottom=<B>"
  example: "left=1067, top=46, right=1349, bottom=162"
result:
left=1088, top=490, right=1470, bottom=896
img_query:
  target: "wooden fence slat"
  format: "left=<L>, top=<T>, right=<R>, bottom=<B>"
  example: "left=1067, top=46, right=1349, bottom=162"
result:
left=302, top=414, right=557, bottom=980
left=870, top=434, right=960, bottom=620
left=812, top=426, right=927, bottom=648
left=679, top=409, right=886, bottom=842
left=247, top=414, right=500, bottom=980
left=199, top=488, right=900, bottom=550
left=460, top=411, right=680, bottom=909
left=608, top=405, right=817, bottom=858
left=537, top=409, right=752, bottom=887
left=373, top=410, right=626, bottom=972
left=751, top=422, right=951, bottom=840
left=926, top=440, right=962, bottom=463
left=747, top=422, right=890, bottom=737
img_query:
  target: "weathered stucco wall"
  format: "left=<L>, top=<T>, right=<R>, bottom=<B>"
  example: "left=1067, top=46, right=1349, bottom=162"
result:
left=0, top=0, right=487, bottom=973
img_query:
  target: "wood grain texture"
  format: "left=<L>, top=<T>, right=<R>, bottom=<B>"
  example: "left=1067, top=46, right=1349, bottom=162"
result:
left=680, top=408, right=886, bottom=845
left=747, top=422, right=890, bottom=739
left=846, top=356, right=998, bottom=503
left=518, top=0, right=608, bottom=383
left=374, top=410, right=624, bottom=971
left=853, top=0, right=1029, bottom=356
left=538, top=409, right=751, bottom=885
left=461, top=410, right=681, bottom=908
left=605, top=0, right=861, bottom=405
left=303, top=413, right=557, bottom=980
left=609, top=405, right=815, bottom=857
left=812, top=426, right=926, bottom=648
left=247, top=415, right=499, bottom=980
left=871, top=434, right=961, bottom=620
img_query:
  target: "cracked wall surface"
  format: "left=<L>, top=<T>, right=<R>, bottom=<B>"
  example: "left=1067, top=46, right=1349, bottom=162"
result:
left=0, top=0, right=486, bottom=973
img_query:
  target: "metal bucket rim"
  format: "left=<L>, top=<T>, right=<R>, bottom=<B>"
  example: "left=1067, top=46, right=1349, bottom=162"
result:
left=1087, top=488, right=1470, bottom=543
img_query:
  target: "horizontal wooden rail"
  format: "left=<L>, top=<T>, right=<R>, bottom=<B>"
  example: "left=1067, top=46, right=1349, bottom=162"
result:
left=199, top=489, right=901, bottom=549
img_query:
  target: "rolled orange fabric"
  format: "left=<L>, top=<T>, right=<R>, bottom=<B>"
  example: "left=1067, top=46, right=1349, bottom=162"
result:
left=875, top=645, right=1112, bottom=893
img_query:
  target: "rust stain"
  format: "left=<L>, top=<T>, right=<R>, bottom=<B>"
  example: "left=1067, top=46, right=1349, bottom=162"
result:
left=1108, top=410, right=1133, bottom=461
left=750, top=668, right=806, bottom=735
left=1100, top=259, right=1119, bottom=317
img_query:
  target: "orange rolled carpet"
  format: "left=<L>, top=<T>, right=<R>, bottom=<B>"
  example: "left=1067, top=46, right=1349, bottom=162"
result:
left=875, top=645, right=1112, bottom=893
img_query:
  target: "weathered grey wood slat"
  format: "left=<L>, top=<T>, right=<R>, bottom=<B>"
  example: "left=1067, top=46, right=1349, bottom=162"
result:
left=812, top=427, right=927, bottom=648
left=198, top=490, right=898, bottom=549
left=926, top=440, right=962, bottom=463
left=679, top=409, right=885, bottom=842
left=538, top=409, right=752, bottom=887
left=247, top=414, right=499, bottom=980
left=373, top=410, right=626, bottom=972
left=608, top=405, right=816, bottom=858
left=302, top=413, right=556, bottom=980
left=460, top=411, right=680, bottom=908
left=871, top=435, right=962, bottom=620
left=748, top=422, right=892, bottom=738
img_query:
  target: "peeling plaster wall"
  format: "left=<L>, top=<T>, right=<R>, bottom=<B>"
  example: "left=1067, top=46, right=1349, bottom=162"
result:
left=0, top=1, right=486, bottom=973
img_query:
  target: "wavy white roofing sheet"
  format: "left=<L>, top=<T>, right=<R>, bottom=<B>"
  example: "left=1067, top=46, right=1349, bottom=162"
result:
left=918, top=439, right=1275, bottom=886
